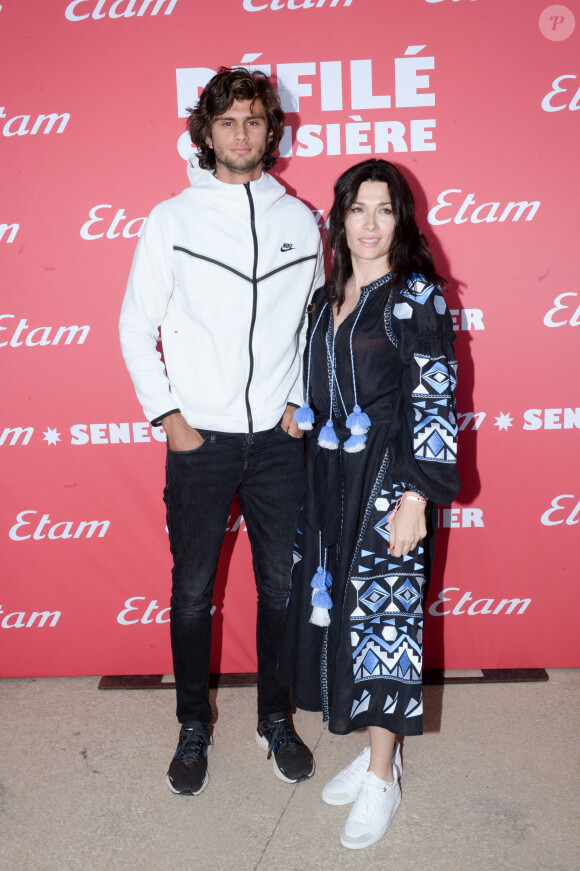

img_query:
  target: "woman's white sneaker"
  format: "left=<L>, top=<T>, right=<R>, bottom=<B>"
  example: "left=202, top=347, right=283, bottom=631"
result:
left=322, top=746, right=371, bottom=805
left=340, top=767, right=401, bottom=850
left=322, top=740, right=402, bottom=806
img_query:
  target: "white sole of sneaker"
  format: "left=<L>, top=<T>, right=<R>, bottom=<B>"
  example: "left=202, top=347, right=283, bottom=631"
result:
left=255, top=731, right=316, bottom=784
left=340, top=792, right=401, bottom=850
left=165, top=770, right=209, bottom=796
left=322, top=788, right=355, bottom=806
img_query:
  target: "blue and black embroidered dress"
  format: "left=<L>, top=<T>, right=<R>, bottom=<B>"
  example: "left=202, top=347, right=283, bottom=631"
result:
left=283, top=273, right=460, bottom=736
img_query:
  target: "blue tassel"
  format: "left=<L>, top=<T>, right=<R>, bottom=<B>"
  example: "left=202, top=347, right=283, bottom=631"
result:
left=309, top=564, right=333, bottom=627
left=312, top=587, right=333, bottom=609
left=293, top=402, right=315, bottom=431
left=344, top=433, right=367, bottom=453
left=318, top=419, right=339, bottom=450
left=346, top=404, right=371, bottom=435
left=310, top=566, right=332, bottom=589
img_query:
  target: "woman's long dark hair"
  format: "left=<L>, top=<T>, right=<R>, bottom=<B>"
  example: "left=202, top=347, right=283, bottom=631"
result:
left=326, top=159, right=446, bottom=309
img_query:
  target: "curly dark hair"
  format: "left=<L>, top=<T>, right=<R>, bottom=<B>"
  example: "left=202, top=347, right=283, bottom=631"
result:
left=326, top=159, right=446, bottom=309
left=187, top=67, right=285, bottom=172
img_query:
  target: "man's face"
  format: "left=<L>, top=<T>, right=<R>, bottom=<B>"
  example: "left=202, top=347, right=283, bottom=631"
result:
left=206, top=98, right=271, bottom=184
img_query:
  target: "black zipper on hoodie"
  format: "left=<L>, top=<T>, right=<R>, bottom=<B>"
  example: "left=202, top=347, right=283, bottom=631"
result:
left=244, top=182, right=259, bottom=435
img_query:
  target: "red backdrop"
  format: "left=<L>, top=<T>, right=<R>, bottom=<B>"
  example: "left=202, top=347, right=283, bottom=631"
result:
left=2, top=0, right=579, bottom=677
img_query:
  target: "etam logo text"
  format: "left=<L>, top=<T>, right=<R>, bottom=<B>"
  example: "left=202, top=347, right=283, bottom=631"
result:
left=0, top=222, right=19, bottom=244
left=243, top=0, right=352, bottom=9
left=541, top=75, right=580, bottom=112
left=428, top=588, right=531, bottom=617
left=428, top=190, right=540, bottom=224
left=9, top=511, right=110, bottom=541
left=117, top=597, right=218, bottom=624
left=118, top=597, right=169, bottom=625
left=80, top=205, right=146, bottom=240
left=544, top=293, right=580, bottom=327
left=0, top=606, right=61, bottom=630
left=1, top=107, right=70, bottom=137
left=541, top=495, right=580, bottom=526
left=65, top=0, right=179, bottom=20
left=0, top=315, right=90, bottom=348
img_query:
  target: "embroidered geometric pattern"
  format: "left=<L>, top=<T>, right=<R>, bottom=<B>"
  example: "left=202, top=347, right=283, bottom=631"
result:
left=382, top=690, right=423, bottom=719
left=351, top=572, right=425, bottom=618
left=413, top=354, right=455, bottom=397
left=372, top=481, right=406, bottom=543
left=350, top=616, right=423, bottom=687
left=411, top=352, right=458, bottom=463
left=347, top=476, right=426, bottom=704
left=393, top=301, right=413, bottom=320
left=433, top=293, right=447, bottom=315
left=404, top=693, right=423, bottom=718
left=402, top=275, right=436, bottom=304
left=413, top=400, right=457, bottom=462
left=383, top=692, right=399, bottom=714
left=351, top=690, right=371, bottom=719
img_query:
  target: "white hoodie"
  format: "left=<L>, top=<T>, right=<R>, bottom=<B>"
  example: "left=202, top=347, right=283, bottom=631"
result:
left=119, top=155, right=324, bottom=433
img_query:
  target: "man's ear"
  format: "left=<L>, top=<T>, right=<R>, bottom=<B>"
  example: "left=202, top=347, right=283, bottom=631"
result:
left=205, top=136, right=213, bottom=149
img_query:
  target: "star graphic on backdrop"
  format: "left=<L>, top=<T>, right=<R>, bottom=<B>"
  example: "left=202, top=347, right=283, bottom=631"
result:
left=494, top=412, right=514, bottom=432
left=42, top=427, right=61, bottom=446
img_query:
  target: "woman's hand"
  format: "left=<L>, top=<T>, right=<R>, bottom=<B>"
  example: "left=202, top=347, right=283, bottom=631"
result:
left=388, top=494, right=427, bottom=558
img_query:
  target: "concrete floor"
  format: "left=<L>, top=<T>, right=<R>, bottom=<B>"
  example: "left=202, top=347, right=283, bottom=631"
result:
left=0, top=670, right=578, bottom=871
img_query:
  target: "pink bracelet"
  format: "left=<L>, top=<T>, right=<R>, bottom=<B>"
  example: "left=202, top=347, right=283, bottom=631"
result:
left=403, top=493, right=427, bottom=504
left=387, top=493, right=427, bottom=524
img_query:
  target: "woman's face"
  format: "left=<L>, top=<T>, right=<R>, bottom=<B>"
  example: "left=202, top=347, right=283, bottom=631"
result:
left=344, top=180, right=396, bottom=272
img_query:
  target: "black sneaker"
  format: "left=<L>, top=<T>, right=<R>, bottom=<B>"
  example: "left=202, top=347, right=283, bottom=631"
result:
left=166, top=724, right=211, bottom=795
left=256, top=714, right=315, bottom=783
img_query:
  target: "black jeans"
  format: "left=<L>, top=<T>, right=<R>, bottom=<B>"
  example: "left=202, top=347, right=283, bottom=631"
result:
left=164, top=425, right=305, bottom=727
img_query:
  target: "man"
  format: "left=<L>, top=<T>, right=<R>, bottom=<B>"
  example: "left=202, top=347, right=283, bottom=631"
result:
left=119, top=67, right=323, bottom=796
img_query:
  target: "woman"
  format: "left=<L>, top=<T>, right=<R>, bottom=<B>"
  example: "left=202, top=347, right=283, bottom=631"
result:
left=285, top=159, right=460, bottom=849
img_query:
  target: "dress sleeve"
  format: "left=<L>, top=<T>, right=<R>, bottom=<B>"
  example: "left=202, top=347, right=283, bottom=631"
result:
left=387, top=277, right=460, bottom=507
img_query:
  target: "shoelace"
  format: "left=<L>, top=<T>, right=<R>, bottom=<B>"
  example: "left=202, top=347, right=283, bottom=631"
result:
left=264, top=719, right=302, bottom=760
left=177, top=729, right=207, bottom=764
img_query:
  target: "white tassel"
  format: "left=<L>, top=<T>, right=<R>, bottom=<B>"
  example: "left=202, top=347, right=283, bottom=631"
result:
left=310, top=606, right=331, bottom=627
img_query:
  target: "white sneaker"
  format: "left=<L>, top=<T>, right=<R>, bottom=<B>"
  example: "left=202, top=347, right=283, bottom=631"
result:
left=340, top=768, right=401, bottom=850
left=322, top=740, right=402, bottom=806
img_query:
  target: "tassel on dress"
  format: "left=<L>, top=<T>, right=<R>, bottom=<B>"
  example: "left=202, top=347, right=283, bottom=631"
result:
left=294, top=279, right=388, bottom=453
left=345, top=404, right=371, bottom=435
left=342, top=294, right=375, bottom=452
left=309, top=564, right=333, bottom=627
left=318, top=418, right=339, bottom=450
left=293, top=401, right=315, bottom=431
left=344, top=433, right=367, bottom=453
